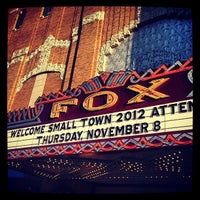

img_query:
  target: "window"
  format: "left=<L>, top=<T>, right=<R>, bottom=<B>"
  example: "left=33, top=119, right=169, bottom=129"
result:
left=14, top=8, right=26, bottom=30
left=41, top=7, right=52, bottom=18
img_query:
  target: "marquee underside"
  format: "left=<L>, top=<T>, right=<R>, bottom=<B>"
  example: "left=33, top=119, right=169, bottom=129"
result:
left=8, top=144, right=192, bottom=186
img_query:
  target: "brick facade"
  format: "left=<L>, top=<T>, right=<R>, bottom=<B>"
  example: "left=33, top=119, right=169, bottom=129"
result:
left=7, top=6, right=137, bottom=111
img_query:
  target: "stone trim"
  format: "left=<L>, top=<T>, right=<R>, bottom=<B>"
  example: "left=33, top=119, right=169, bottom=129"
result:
left=8, top=11, right=105, bottom=92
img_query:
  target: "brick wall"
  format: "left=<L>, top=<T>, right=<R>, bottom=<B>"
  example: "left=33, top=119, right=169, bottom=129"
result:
left=7, top=6, right=137, bottom=112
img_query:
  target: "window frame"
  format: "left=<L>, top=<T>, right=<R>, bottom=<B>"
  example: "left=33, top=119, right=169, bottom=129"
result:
left=13, top=8, right=26, bottom=31
left=41, top=7, right=52, bottom=18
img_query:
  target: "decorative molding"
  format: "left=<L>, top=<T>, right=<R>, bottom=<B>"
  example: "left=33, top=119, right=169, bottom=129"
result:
left=7, top=56, right=24, bottom=68
left=83, top=11, right=105, bottom=25
left=7, top=47, right=30, bottom=68
left=97, top=19, right=139, bottom=74
left=72, top=27, right=78, bottom=37
left=11, top=47, right=29, bottom=59
left=8, top=11, right=105, bottom=92
left=7, top=131, right=192, bottom=159
left=110, top=34, right=120, bottom=48
left=15, top=35, right=69, bottom=92
left=7, top=104, right=44, bottom=129
left=7, top=57, right=192, bottom=124
left=96, top=6, right=141, bottom=75
left=72, top=11, right=105, bottom=37
left=10, top=57, right=192, bottom=107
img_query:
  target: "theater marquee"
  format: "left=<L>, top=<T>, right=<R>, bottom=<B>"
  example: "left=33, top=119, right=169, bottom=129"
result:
left=7, top=57, right=193, bottom=159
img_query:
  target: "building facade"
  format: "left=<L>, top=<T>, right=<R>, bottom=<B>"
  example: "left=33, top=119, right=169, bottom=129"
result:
left=7, top=6, right=139, bottom=111
left=7, top=6, right=193, bottom=193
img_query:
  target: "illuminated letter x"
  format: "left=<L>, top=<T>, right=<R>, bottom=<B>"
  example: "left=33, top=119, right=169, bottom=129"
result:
left=127, top=78, right=170, bottom=104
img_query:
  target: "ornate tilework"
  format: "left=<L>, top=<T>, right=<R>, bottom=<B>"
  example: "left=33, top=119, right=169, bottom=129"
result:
left=129, top=7, right=192, bottom=72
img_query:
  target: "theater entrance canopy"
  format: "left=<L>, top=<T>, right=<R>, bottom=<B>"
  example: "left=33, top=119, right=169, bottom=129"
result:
left=7, top=58, right=192, bottom=188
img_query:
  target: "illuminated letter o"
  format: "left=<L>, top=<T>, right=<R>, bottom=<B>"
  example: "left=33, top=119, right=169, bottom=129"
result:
left=83, top=91, right=118, bottom=111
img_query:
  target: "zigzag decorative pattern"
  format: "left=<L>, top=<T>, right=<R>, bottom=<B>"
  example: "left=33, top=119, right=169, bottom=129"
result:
left=8, top=132, right=192, bottom=159
left=7, top=57, right=193, bottom=124
left=7, top=104, right=44, bottom=129
left=35, top=57, right=193, bottom=103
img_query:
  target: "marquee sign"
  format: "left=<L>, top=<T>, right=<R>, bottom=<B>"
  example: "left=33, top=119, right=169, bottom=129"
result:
left=7, top=57, right=193, bottom=159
